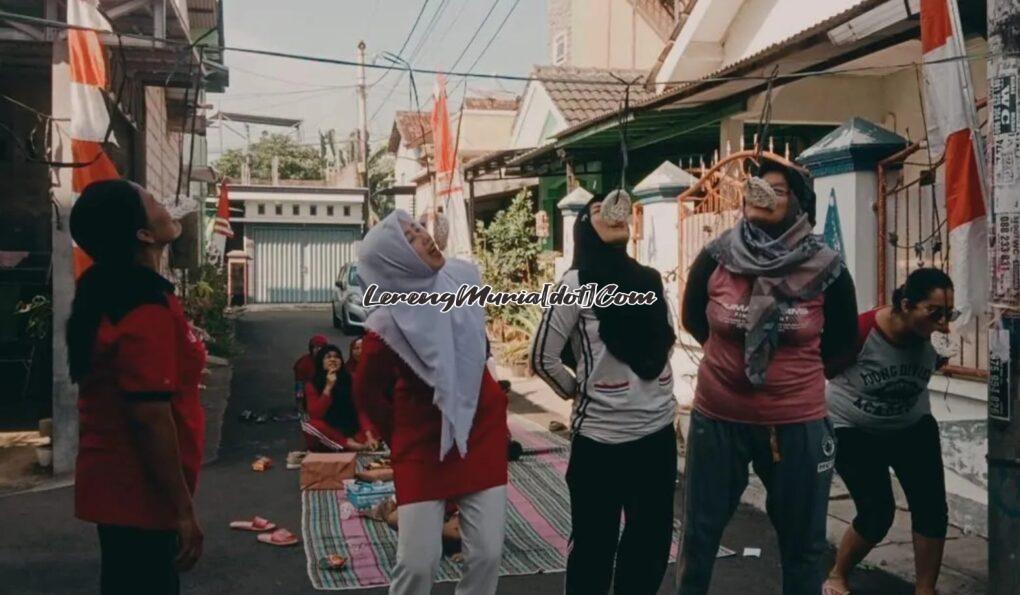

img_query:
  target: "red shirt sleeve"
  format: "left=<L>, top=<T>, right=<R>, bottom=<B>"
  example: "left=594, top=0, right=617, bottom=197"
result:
left=304, top=381, right=333, bottom=420
left=353, top=333, right=397, bottom=445
left=116, top=304, right=179, bottom=396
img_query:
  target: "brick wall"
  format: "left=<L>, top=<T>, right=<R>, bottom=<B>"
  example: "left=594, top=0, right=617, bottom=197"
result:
left=548, top=0, right=571, bottom=64
left=144, top=87, right=182, bottom=199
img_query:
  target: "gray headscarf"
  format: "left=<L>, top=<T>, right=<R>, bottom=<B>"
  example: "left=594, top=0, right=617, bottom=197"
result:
left=706, top=214, right=842, bottom=386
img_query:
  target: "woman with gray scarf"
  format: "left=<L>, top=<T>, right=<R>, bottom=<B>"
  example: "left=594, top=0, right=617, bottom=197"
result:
left=677, top=159, right=858, bottom=595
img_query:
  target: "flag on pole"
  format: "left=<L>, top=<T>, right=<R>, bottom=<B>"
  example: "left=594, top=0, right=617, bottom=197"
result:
left=208, top=182, right=233, bottom=262
left=920, top=0, right=988, bottom=330
left=430, top=75, right=473, bottom=259
left=823, top=189, right=846, bottom=262
left=68, top=0, right=120, bottom=276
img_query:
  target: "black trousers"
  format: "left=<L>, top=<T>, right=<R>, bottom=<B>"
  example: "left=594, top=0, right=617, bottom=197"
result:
left=834, top=414, right=948, bottom=543
left=565, top=423, right=678, bottom=595
left=676, top=412, right=836, bottom=595
left=97, top=524, right=179, bottom=595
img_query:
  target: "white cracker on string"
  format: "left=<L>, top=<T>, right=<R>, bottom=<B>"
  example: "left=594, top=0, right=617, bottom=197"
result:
left=601, top=189, right=632, bottom=225
left=745, top=176, right=778, bottom=210
left=157, top=194, right=201, bottom=220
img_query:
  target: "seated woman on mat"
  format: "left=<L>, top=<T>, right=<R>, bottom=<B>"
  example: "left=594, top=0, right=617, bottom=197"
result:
left=302, top=344, right=380, bottom=452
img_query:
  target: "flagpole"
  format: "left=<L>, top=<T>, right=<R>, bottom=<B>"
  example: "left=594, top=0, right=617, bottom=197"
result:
left=357, top=40, right=371, bottom=232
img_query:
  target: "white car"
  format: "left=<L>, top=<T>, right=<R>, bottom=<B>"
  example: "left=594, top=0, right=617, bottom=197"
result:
left=331, top=262, right=374, bottom=334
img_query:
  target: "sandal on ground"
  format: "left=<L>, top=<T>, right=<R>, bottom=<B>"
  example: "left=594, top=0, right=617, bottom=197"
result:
left=318, top=554, right=346, bottom=570
left=229, top=516, right=276, bottom=532
left=257, top=528, right=300, bottom=547
left=251, top=456, right=273, bottom=472
left=286, top=451, right=307, bottom=469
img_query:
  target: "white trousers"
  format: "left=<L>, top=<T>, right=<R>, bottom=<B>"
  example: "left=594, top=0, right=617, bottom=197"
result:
left=390, top=485, right=507, bottom=595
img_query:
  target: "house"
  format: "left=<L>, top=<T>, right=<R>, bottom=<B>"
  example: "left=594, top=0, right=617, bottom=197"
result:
left=387, top=111, right=431, bottom=215
left=509, top=0, right=993, bottom=537
left=209, top=181, right=366, bottom=305
left=0, top=0, right=229, bottom=475
left=386, top=95, right=527, bottom=226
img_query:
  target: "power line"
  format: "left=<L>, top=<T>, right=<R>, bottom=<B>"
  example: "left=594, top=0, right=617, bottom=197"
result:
left=368, top=0, right=439, bottom=122
left=465, top=0, right=523, bottom=73
left=0, top=10, right=1009, bottom=87
left=406, top=0, right=453, bottom=64
left=449, top=0, right=503, bottom=72
left=371, top=0, right=433, bottom=88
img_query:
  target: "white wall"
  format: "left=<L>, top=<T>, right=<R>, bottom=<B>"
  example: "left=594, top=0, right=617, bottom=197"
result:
left=241, top=199, right=362, bottom=225
left=457, top=109, right=517, bottom=153
left=657, top=0, right=868, bottom=87
left=511, top=83, right=567, bottom=149
left=394, top=144, right=421, bottom=186
left=569, top=0, right=667, bottom=70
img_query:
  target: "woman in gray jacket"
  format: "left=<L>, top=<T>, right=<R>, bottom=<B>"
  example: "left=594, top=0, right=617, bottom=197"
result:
left=531, top=196, right=678, bottom=595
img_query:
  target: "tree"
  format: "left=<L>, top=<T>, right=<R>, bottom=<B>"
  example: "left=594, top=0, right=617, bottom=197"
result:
left=368, top=144, right=395, bottom=217
left=215, top=132, right=325, bottom=181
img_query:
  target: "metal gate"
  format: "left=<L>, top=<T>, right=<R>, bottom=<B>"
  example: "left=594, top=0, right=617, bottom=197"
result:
left=250, top=225, right=360, bottom=304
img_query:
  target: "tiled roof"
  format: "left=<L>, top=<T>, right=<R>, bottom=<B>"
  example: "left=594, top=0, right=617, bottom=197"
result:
left=464, top=96, right=520, bottom=111
left=389, top=111, right=432, bottom=152
left=534, top=65, right=652, bottom=126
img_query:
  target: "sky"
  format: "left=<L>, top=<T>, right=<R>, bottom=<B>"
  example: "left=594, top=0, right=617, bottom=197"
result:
left=208, top=0, right=548, bottom=159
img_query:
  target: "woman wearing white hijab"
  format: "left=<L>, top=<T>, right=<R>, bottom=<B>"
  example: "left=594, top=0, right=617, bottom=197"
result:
left=354, top=210, right=509, bottom=595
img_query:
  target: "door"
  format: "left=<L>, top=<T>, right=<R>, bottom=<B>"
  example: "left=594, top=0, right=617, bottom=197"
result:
left=250, top=225, right=359, bottom=303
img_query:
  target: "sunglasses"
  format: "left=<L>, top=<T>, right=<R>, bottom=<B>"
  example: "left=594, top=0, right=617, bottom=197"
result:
left=924, top=306, right=960, bottom=323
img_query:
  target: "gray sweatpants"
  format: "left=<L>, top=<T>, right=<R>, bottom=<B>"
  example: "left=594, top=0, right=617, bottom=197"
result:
left=390, top=485, right=507, bottom=595
left=676, top=411, right=836, bottom=595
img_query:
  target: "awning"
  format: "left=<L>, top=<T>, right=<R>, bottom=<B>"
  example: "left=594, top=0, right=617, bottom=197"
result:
left=508, top=98, right=746, bottom=171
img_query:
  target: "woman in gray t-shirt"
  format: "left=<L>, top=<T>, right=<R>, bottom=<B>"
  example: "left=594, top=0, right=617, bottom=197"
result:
left=823, top=268, right=954, bottom=595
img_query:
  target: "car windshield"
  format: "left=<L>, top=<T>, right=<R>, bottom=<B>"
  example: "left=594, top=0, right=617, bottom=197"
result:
left=348, top=265, right=362, bottom=288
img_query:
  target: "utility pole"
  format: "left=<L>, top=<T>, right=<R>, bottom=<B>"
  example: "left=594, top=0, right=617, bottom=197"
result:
left=357, top=40, right=371, bottom=232
left=987, top=2, right=1020, bottom=593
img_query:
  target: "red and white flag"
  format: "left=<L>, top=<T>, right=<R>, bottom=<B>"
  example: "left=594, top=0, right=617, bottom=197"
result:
left=921, top=0, right=988, bottom=330
left=430, top=75, right=472, bottom=259
left=68, top=0, right=120, bottom=276
left=208, top=182, right=233, bottom=261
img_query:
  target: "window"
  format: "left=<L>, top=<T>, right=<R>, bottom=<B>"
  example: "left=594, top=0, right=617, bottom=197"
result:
left=275, top=204, right=282, bottom=215
left=553, top=31, right=567, bottom=65
left=349, top=265, right=361, bottom=287
left=310, top=205, right=318, bottom=216
left=292, top=205, right=300, bottom=216
left=257, top=203, right=265, bottom=215
left=343, top=206, right=351, bottom=217
left=327, top=205, right=334, bottom=216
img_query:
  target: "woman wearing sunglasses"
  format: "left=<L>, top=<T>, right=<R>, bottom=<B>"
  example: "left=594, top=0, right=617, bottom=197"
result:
left=823, top=267, right=955, bottom=595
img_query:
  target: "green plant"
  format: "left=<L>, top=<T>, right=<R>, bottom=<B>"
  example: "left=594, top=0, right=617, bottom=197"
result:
left=181, top=264, right=243, bottom=358
left=474, top=190, right=554, bottom=366
left=216, top=133, right=326, bottom=181
left=14, top=295, right=51, bottom=341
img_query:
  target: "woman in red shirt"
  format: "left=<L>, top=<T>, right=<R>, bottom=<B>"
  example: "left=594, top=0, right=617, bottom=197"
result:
left=293, top=334, right=327, bottom=408
left=678, top=159, right=858, bottom=595
left=67, top=180, right=205, bottom=595
left=354, top=211, right=508, bottom=595
left=301, top=343, right=379, bottom=451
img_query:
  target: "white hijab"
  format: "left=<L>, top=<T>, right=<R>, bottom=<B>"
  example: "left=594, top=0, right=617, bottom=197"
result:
left=358, top=210, right=487, bottom=460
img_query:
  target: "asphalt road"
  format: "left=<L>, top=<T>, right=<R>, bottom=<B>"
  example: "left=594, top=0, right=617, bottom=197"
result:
left=0, top=308, right=913, bottom=594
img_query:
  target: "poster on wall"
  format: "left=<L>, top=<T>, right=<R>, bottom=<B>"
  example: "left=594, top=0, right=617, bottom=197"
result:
left=989, top=322, right=1015, bottom=422
left=992, top=213, right=1020, bottom=306
left=992, top=74, right=1020, bottom=213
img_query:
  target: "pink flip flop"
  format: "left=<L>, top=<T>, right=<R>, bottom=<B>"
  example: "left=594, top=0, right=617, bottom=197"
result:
left=257, top=528, right=300, bottom=547
left=229, top=516, right=277, bottom=532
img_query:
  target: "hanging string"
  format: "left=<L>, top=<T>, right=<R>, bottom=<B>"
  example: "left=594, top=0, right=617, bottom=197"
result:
left=609, top=74, right=642, bottom=192
left=753, top=65, right=780, bottom=163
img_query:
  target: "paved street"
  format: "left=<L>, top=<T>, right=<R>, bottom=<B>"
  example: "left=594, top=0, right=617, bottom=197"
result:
left=0, top=309, right=913, bottom=594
